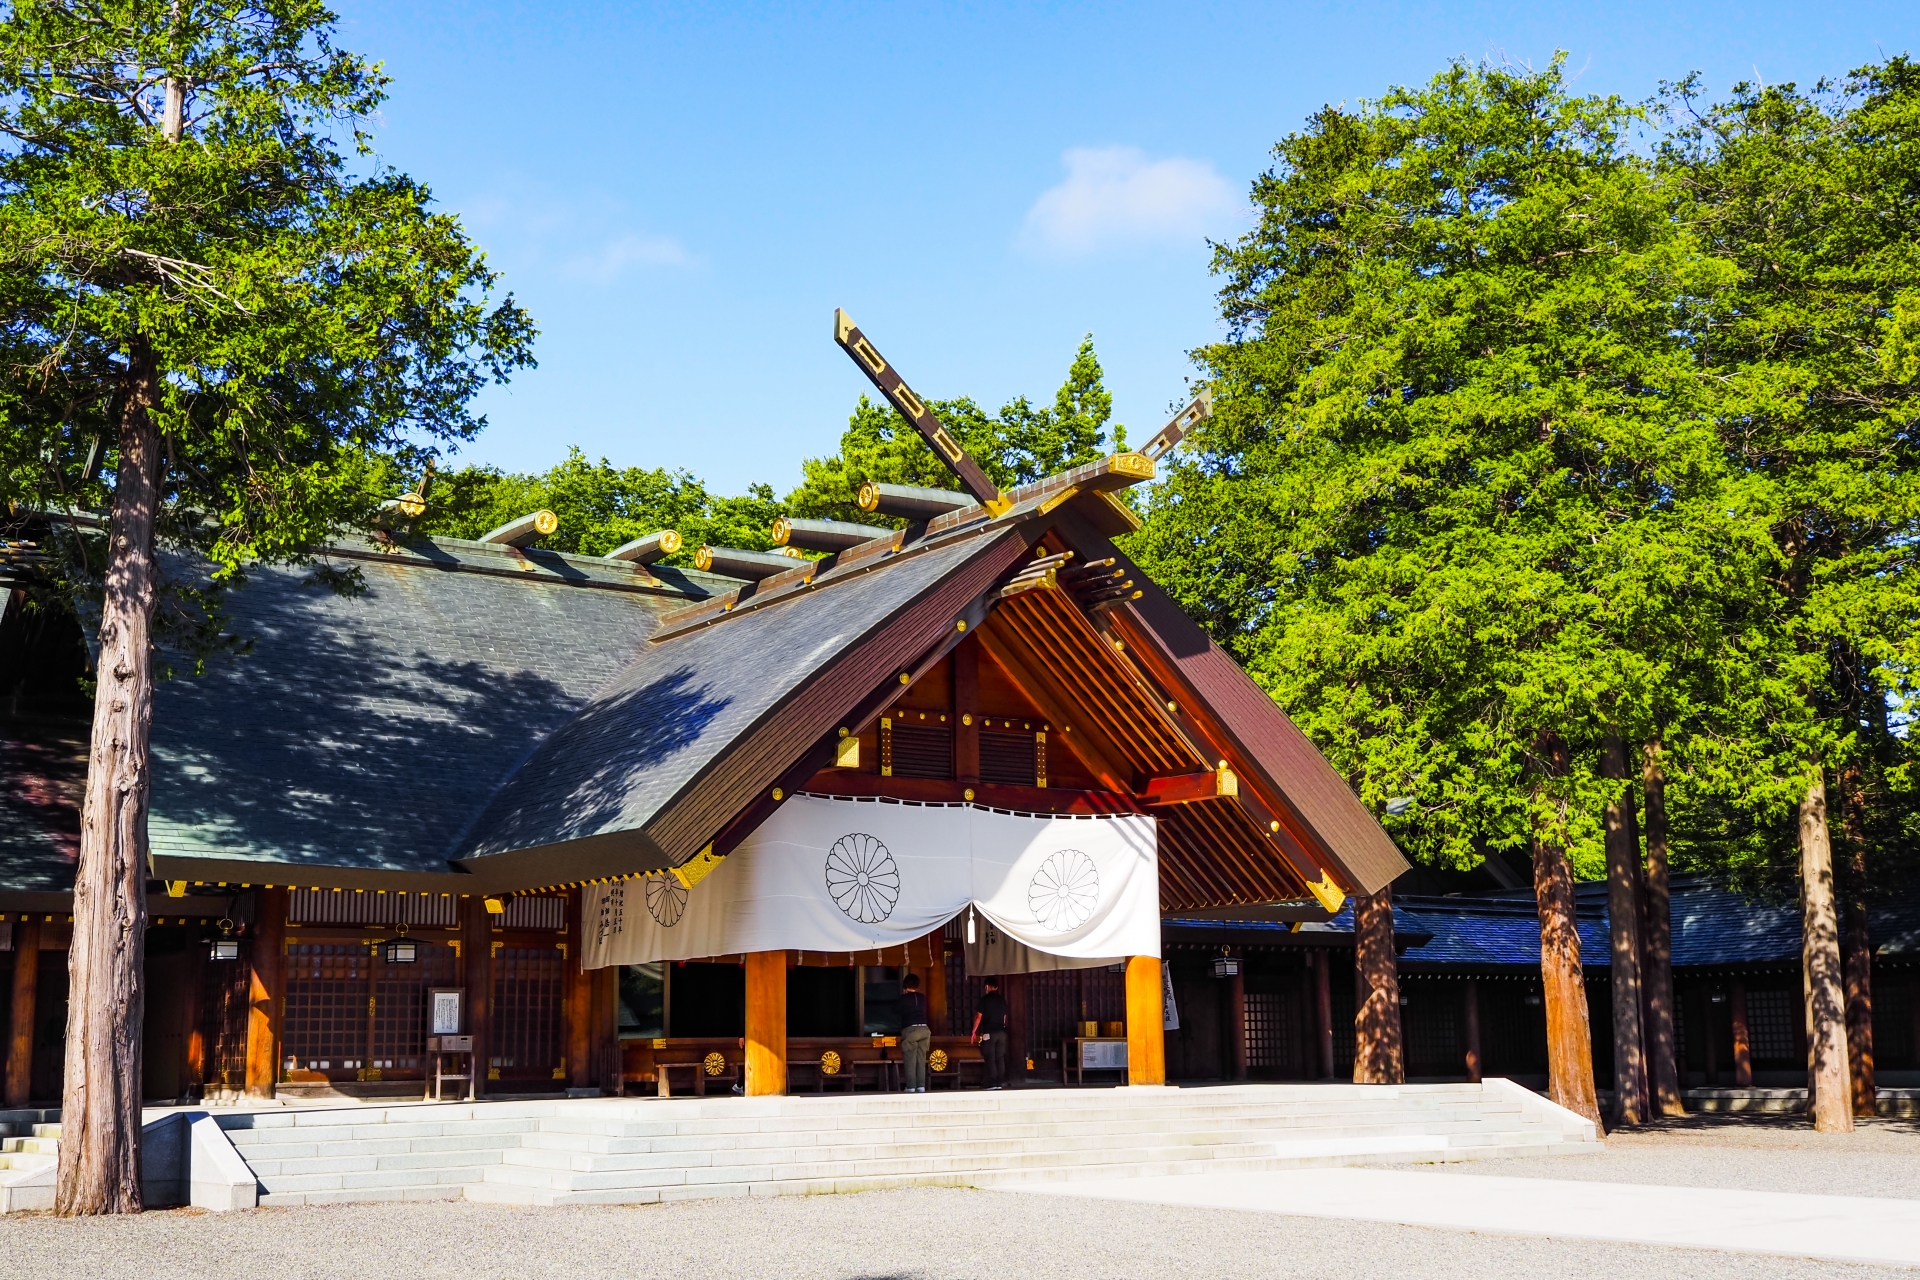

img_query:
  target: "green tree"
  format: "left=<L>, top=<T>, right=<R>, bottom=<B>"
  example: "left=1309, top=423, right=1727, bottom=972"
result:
left=1131, top=57, right=1769, bottom=1126
left=0, top=0, right=532, bottom=1210
left=788, top=335, right=1125, bottom=524
left=1655, top=58, right=1920, bottom=1129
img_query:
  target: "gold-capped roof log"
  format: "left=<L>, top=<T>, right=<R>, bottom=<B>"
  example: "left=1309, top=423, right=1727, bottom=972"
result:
left=771, top=516, right=885, bottom=552
left=857, top=481, right=975, bottom=520
left=603, top=529, right=682, bottom=564
left=695, top=544, right=807, bottom=580
left=479, top=509, right=559, bottom=548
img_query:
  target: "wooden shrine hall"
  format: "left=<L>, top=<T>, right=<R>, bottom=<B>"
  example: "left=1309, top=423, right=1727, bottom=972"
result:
left=0, top=312, right=1407, bottom=1105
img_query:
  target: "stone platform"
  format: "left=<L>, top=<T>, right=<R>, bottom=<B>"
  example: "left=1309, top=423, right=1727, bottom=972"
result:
left=186, top=1079, right=1599, bottom=1208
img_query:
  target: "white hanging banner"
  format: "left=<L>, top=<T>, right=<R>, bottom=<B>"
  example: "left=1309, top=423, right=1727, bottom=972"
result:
left=580, top=795, right=1158, bottom=970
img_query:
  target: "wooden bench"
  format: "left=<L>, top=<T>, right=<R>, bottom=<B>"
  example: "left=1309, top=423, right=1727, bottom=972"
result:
left=653, top=1056, right=739, bottom=1097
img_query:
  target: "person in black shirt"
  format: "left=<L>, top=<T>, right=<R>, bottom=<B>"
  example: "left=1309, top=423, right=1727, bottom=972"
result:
left=971, top=976, right=1011, bottom=1089
left=897, top=973, right=931, bottom=1093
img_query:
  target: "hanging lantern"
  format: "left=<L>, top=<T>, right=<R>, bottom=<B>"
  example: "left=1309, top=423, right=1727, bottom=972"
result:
left=1211, top=956, right=1240, bottom=979
left=383, top=924, right=417, bottom=964
left=208, top=919, right=240, bottom=962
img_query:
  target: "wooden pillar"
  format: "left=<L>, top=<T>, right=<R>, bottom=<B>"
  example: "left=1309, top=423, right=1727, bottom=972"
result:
left=181, top=932, right=206, bottom=1097
left=954, top=637, right=979, bottom=786
left=1463, top=979, right=1482, bottom=1083
left=6, top=917, right=41, bottom=1106
left=1229, top=961, right=1248, bottom=1080
left=566, top=888, right=592, bottom=1089
left=245, top=887, right=286, bottom=1098
left=744, top=950, right=787, bottom=1096
left=1006, top=972, right=1029, bottom=1082
left=463, top=896, right=492, bottom=1097
left=1699, top=987, right=1718, bottom=1086
left=924, top=933, right=948, bottom=1034
left=1313, top=948, right=1334, bottom=1079
left=1125, top=955, right=1167, bottom=1086
left=1730, top=982, right=1753, bottom=1087
left=590, top=966, right=618, bottom=1093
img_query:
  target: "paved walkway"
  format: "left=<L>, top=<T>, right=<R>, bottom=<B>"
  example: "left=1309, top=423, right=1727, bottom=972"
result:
left=1012, top=1164, right=1920, bottom=1268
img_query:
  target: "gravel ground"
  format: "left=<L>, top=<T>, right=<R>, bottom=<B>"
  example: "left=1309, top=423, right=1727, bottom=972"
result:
left=0, top=1189, right=1912, bottom=1280
left=1402, top=1113, right=1920, bottom=1199
left=2, top=1117, right=1915, bottom=1279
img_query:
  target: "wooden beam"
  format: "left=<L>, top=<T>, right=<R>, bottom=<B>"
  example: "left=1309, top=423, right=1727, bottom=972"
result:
left=1125, top=956, right=1166, bottom=1085
left=833, top=309, right=1002, bottom=505
left=744, top=950, right=787, bottom=1096
left=5, top=917, right=39, bottom=1106
left=1139, top=770, right=1227, bottom=806
left=245, top=888, right=286, bottom=1099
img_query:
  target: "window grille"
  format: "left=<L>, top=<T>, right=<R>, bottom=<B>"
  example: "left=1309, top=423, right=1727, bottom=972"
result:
left=1332, top=973, right=1357, bottom=1075
left=979, top=731, right=1038, bottom=787
left=491, top=947, right=565, bottom=1079
left=503, top=895, right=566, bottom=931
left=288, top=889, right=459, bottom=927
left=889, top=723, right=952, bottom=779
left=1745, top=988, right=1797, bottom=1062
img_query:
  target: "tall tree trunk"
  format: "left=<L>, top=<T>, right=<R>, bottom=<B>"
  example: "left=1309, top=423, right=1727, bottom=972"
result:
left=1351, top=886, right=1403, bottom=1084
left=1530, top=734, right=1601, bottom=1128
left=1602, top=735, right=1648, bottom=1127
left=1838, top=761, right=1875, bottom=1119
left=1533, top=832, right=1601, bottom=1127
left=1640, top=741, right=1682, bottom=1115
left=56, top=343, right=161, bottom=1215
left=1799, top=771, right=1853, bottom=1132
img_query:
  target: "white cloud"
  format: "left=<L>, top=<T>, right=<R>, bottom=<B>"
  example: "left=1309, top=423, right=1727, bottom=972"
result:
left=562, top=231, right=692, bottom=280
left=1020, top=146, right=1240, bottom=258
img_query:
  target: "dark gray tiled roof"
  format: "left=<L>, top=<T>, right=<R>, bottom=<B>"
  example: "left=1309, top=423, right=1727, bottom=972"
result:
left=0, top=716, right=84, bottom=893
left=145, top=542, right=679, bottom=878
left=455, top=533, right=1004, bottom=866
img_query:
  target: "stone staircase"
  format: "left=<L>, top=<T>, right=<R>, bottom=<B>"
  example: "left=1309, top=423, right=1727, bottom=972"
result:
left=218, top=1079, right=1598, bottom=1208
left=0, top=1122, right=61, bottom=1212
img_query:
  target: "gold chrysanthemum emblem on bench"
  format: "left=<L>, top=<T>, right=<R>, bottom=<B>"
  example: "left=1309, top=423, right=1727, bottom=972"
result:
left=928, top=1050, right=949, bottom=1072
left=703, top=1052, right=726, bottom=1076
left=820, top=1050, right=843, bottom=1075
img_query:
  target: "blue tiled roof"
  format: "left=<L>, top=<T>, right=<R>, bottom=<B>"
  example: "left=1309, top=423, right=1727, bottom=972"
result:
left=1166, top=876, right=1920, bottom=970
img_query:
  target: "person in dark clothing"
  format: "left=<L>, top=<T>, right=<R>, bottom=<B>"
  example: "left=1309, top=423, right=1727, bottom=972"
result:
left=971, top=976, right=1011, bottom=1089
left=897, top=973, right=932, bottom=1092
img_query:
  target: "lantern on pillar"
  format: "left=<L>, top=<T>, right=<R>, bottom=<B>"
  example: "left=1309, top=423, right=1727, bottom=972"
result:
left=208, top=919, right=240, bottom=962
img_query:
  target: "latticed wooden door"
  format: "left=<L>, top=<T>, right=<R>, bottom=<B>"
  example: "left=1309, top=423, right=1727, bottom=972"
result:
left=370, top=941, right=457, bottom=1074
left=283, top=943, right=371, bottom=1076
left=199, top=943, right=252, bottom=1090
left=491, top=946, right=565, bottom=1081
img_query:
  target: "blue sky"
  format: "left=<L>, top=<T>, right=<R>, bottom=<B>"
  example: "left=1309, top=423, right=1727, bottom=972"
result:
left=332, top=1, right=1917, bottom=495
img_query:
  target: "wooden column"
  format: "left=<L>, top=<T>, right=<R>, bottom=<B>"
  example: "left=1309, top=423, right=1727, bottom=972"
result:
left=1006, top=972, right=1029, bottom=1082
left=244, top=887, right=287, bottom=1098
left=1314, top=948, right=1335, bottom=1079
left=1229, top=961, right=1248, bottom=1080
left=181, top=932, right=206, bottom=1097
left=744, top=950, right=787, bottom=1096
left=954, top=637, right=979, bottom=786
left=1730, top=982, right=1753, bottom=1088
left=566, top=888, right=592, bottom=1089
left=590, top=966, right=618, bottom=1093
left=6, top=917, right=41, bottom=1106
left=1699, top=987, right=1717, bottom=1085
left=1125, top=955, right=1167, bottom=1086
left=1463, top=980, right=1482, bottom=1083
left=924, top=933, right=948, bottom=1034
left=463, top=896, right=492, bottom=1097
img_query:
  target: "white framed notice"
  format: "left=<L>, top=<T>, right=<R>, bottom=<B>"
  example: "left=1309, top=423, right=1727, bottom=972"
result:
left=429, top=988, right=464, bottom=1036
